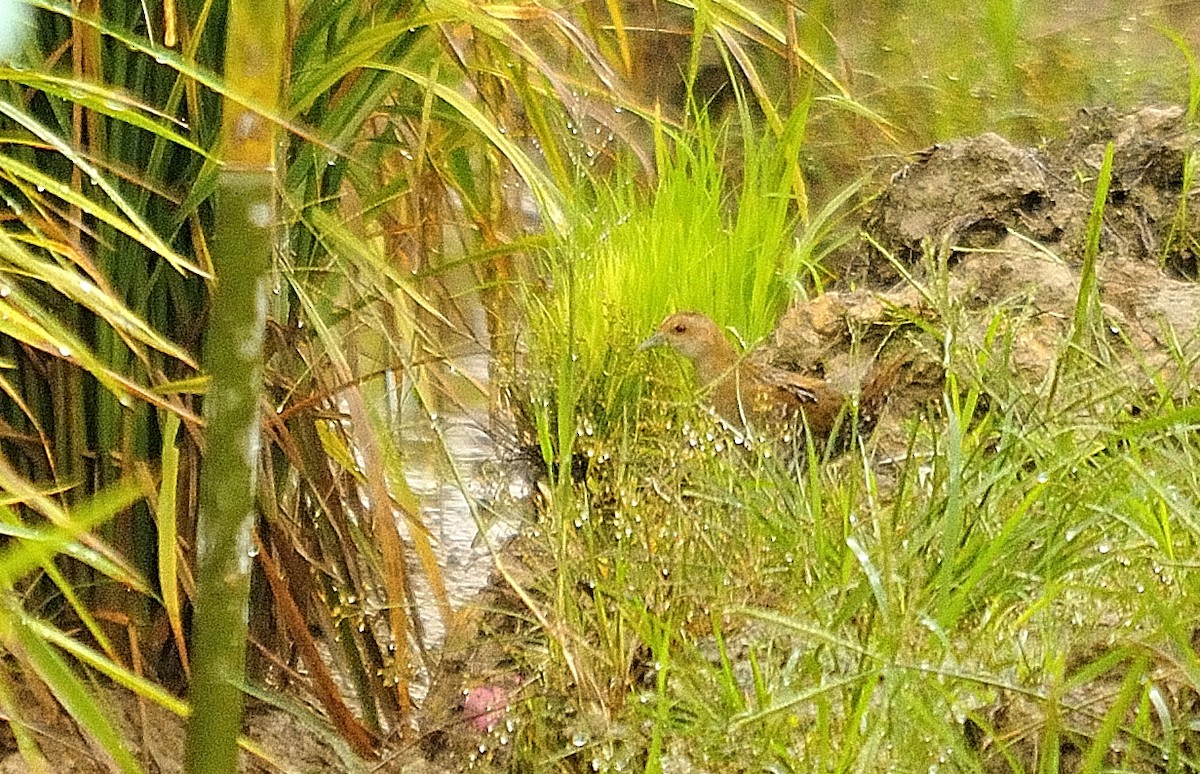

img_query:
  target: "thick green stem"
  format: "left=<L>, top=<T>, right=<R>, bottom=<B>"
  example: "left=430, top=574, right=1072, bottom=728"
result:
left=184, top=2, right=284, bottom=771
left=184, top=174, right=270, bottom=773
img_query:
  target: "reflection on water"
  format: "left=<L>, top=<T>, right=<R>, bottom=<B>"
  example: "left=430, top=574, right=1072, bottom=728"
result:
left=398, top=351, right=526, bottom=653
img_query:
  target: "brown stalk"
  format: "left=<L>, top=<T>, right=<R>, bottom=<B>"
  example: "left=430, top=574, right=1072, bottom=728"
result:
left=254, top=533, right=379, bottom=759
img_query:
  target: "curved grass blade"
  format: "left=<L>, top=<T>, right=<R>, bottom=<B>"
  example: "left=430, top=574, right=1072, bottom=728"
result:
left=373, top=64, right=566, bottom=227
left=0, top=101, right=204, bottom=277
left=30, top=0, right=337, bottom=173
left=154, top=411, right=188, bottom=676
left=0, top=231, right=196, bottom=366
left=0, top=69, right=208, bottom=157
left=0, top=281, right=200, bottom=417
left=4, top=605, right=143, bottom=774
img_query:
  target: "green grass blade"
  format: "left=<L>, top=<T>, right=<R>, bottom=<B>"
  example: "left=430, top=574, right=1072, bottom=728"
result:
left=6, top=609, right=144, bottom=774
left=155, top=411, right=187, bottom=673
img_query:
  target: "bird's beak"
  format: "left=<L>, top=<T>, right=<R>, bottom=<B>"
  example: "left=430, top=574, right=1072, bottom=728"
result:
left=638, top=332, right=666, bottom=351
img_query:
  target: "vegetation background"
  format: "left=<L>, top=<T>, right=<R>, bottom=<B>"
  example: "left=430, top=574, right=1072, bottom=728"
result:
left=0, top=0, right=1197, bottom=772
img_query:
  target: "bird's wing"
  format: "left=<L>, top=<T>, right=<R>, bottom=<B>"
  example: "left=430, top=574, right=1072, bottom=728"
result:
left=756, top=368, right=824, bottom=405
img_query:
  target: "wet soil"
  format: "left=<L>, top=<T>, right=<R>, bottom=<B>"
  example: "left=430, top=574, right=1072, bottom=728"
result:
left=772, top=105, right=1200, bottom=453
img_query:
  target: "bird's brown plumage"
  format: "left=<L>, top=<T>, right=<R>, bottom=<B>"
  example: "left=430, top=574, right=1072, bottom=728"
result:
left=641, top=311, right=902, bottom=448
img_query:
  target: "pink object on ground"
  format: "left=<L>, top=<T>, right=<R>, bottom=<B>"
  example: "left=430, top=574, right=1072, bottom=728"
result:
left=462, top=684, right=509, bottom=733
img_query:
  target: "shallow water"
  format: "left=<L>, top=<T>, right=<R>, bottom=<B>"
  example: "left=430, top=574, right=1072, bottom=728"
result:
left=392, top=340, right=532, bottom=665
left=402, top=410, right=524, bottom=651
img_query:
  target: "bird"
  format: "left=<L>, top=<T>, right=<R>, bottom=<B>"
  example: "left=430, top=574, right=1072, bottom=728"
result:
left=640, top=310, right=903, bottom=450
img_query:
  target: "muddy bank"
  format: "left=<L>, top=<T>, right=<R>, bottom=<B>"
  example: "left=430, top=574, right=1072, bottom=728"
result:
left=769, top=105, right=1200, bottom=440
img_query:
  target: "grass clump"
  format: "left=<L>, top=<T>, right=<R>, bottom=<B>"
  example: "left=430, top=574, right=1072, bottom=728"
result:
left=503, top=188, right=1200, bottom=770
left=522, top=114, right=859, bottom=487
left=506, top=331, right=1200, bottom=771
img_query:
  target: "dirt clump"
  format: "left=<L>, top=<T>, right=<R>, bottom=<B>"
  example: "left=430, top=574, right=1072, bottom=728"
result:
left=771, top=105, right=1200, bottom=440
left=854, top=104, right=1200, bottom=281
left=859, top=131, right=1073, bottom=281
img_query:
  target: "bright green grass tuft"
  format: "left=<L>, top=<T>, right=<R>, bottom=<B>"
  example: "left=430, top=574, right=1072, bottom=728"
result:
left=523, top=111, right=863, bottom=488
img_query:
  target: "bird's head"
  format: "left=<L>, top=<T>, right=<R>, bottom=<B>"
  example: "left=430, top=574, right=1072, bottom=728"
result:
left=639, top=311, right=731, bottom=363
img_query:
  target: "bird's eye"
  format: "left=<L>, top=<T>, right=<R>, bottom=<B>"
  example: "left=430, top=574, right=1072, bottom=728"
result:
left=673, top=324, right=686, bottom=333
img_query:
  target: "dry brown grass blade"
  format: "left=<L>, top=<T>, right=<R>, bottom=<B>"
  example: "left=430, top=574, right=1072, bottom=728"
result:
left=0, top=371, right=55, bottom=479
left=342, top=387, right=416, bottom=727
left=262, top=403, right=403, bottom=730
left=262, top=407, right=370, bottom=597
left=254, top=533, right=379, bottom=759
